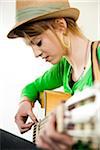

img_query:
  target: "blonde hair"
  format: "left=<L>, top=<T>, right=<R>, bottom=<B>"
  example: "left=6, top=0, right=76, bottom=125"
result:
left=64, top=18, right=83, bottom=37
left=15, top=18, right=84, bottom=39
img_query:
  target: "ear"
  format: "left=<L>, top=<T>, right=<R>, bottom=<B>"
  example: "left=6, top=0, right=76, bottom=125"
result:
left=54, top=18, right=67, bottom=33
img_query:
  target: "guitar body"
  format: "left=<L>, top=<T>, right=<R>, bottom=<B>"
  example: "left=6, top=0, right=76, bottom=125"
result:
left=39, top=90, right=71, bottom=115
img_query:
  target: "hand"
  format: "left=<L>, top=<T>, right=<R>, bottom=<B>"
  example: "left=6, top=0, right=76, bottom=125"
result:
left=36, top=113, right=74, bottom=150
left=15, top=97, right=38, bottom=134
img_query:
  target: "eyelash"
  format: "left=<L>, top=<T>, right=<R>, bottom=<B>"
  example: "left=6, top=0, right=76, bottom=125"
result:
left=37, top=40, right=42, bottom=47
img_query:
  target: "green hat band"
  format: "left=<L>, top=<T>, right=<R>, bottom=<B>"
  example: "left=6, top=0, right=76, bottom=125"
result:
left=16, top=2, right=69, bottom=22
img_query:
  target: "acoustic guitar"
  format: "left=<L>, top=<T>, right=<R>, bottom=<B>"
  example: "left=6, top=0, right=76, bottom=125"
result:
left=39, top=90, right=71, bottom=115
left=33, top=84, right=100, bottom=149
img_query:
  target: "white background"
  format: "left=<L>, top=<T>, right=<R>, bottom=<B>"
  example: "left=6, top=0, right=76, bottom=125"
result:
left=0, top=0, right=100, bottom=141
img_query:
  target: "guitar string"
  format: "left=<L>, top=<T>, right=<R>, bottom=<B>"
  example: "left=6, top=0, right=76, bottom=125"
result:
left=33, top=122, right=96, bottom=144
left=39, top=114, right=50, bottom=126
left=32, top=102, right=94, bottom=134
left=33, top=100, right=96, bottom=141
left=33, top=124, right=46, bottom=140
left=33, top=118, right=49, bottom=133
left=33, top=114, right=50, bottom=136
left=32, top=114, right=49, bottom=127
left=33, top=118, right=95, bottom=141
left=33, top=105, right=69, bottom=134
left=33, top=112, right=57, bottom=142
left=33, top=124, right=95, bottom=144
left=33, top=104, right=85, bottom=134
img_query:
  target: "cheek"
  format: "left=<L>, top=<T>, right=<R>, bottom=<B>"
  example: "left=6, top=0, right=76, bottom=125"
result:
left=42, top=37, right=64, bottom=56
left=48, top=40, right=61, bottom=54
left=50, top=42, right=65, bottom=57
left=42, top=39, right=51, bottom=50
left=42, top=40, right=56, bottom=53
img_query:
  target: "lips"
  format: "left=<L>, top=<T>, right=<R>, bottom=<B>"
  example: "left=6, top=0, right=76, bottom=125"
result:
left=42, top=56, right=49, bottom=61
left=45, top=56, right=50, bottom=62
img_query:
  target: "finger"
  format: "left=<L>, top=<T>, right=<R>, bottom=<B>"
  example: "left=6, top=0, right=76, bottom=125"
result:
left=42, top=114, right=73, bottom=147
left=51, top=133, right=74, bottom=146
left=46, top=114, right=73, bottom=146
left=39, top=135, right=57, bottom=150
left=20, top=122, right=34, bottom=134
left=37, top=132, right=70, bottom=150
left=46, top=119, right=73, bottom=147
left=15, top=114, right=26, bottom=129
left=44, top=114, right=60, bottom=140
left=41, top=128, right=73, bottom=149
left=39, top=130, right=60, bottom=150
left=57, top=143, right=70, bottom=150
left=20, top=126, right=32, bottom=134
left=21, top=122, right=34, bottom=129
left=15, top=116, right=33, bottom=132
left=45, top=113, right=56, bottom=134
left=49, top=113, right=56, bottom=128
left=28, top=110, right=38, bottom=123
left=36, top=136, right=51, bottom=150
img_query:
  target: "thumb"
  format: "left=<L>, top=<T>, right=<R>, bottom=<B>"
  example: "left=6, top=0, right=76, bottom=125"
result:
left=49, top=113, right=56, bottom=129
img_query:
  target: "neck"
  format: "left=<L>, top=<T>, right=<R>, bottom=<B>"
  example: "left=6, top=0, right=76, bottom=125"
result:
left=65, top=32, right=90, bottom=73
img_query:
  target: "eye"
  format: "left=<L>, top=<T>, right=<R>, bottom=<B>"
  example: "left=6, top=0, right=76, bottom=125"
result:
left=37, top=40, right=42, bottom=47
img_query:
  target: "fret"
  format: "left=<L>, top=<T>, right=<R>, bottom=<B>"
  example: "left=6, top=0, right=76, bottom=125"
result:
left=33, top=123, right=37, bottom=143
left=33, top=114, right=50, bottom=143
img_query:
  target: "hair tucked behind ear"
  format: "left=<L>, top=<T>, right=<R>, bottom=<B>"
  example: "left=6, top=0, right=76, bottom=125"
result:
left=64, top=17, right=84, bottom=37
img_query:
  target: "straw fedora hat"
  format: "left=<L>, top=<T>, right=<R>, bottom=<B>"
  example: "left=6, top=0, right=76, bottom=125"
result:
left=7, top=0, right=80, bottom=38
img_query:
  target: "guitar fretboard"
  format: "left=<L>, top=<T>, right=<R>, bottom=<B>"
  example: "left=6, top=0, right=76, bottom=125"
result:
left=33, top=114, right=50, bottom=143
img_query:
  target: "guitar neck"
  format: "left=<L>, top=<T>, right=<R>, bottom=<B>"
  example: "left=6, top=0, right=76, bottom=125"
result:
left=33, top=114, right=50, bottom=143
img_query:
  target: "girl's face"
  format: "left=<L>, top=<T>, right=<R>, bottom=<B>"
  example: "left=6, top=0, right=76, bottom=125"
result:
left=26, top=29, right=67, bottom=64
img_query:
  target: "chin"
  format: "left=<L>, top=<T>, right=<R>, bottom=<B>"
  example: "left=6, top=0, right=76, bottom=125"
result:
left=49, top=60, right=56, bottom=64
left=50, top=59, right=60, bottom=65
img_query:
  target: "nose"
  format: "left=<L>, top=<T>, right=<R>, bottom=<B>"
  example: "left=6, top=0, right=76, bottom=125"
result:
left=32, top=45, right=42, bottom=57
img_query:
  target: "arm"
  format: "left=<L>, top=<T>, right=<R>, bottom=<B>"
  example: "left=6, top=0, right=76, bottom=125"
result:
left=15, top=58, right=65, bottom=133
left=21, top=59, right=64, bottom=102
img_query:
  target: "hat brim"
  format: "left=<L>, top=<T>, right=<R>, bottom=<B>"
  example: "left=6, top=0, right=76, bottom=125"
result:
left=7, top=8, right=80, bottom=38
